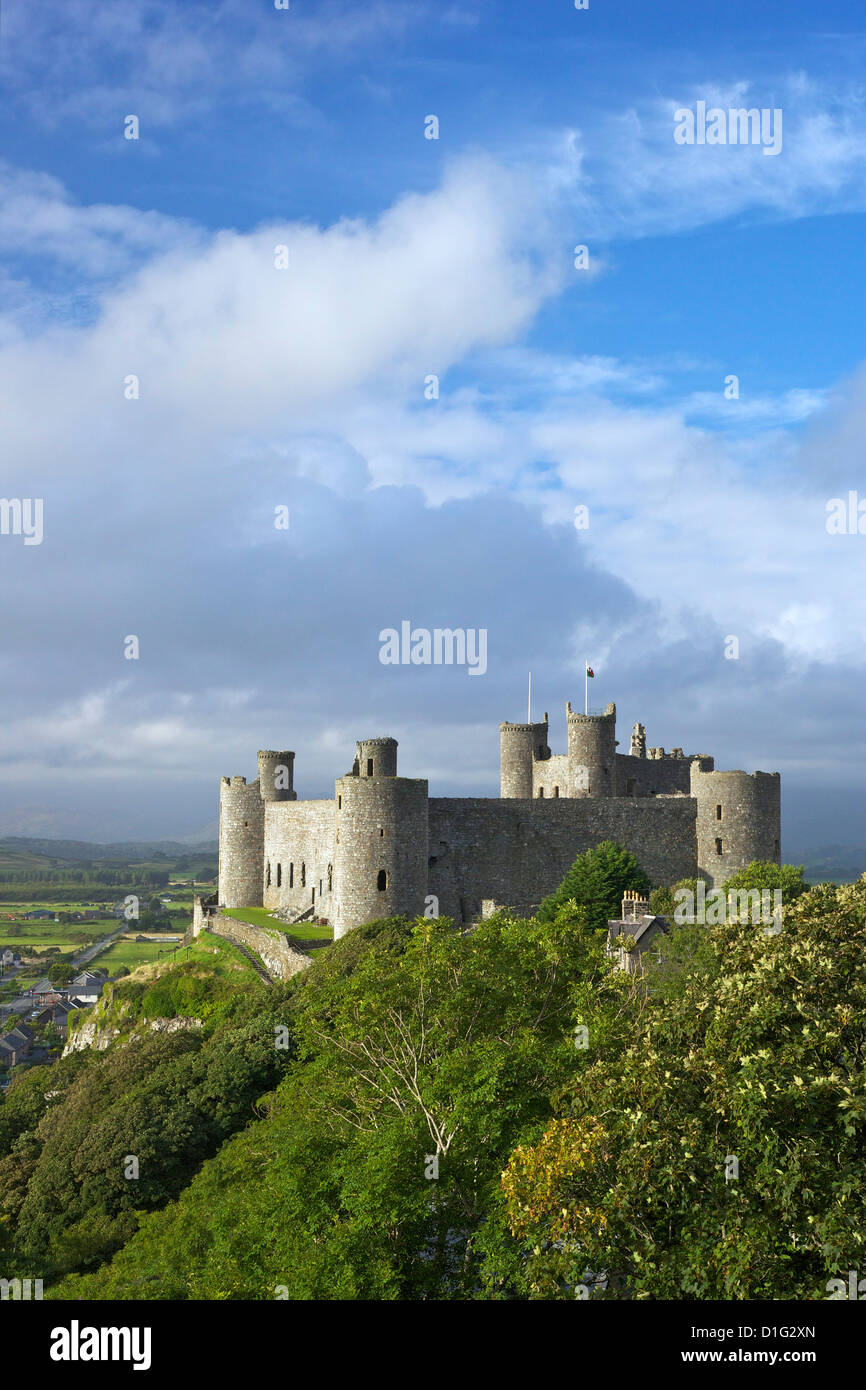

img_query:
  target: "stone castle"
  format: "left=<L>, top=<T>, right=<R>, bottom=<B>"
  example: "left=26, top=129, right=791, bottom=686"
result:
left=216, top=699, right=781, bottom=938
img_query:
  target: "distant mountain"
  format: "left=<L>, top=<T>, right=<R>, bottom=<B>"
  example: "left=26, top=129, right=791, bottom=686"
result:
left=0, top=836, right=217, bottom=863
left=785, top=845, right=864, bottom=885
left=0, top=803, right=221, bottom=844
left=172, top=820, right=220, bottom=846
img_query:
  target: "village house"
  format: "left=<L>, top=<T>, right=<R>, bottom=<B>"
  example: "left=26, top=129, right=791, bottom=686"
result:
left=28, top=979, right=64, bottom=1004
left=606, top=891, right=669, bottom=975
left=68, top=969, right=107, bottom=1004
left=0, top=1022, right=34, bottom=1068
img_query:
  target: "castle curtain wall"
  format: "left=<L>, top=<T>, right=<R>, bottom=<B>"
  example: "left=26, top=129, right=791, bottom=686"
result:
left=216, top=714, right=779, bottom=932
left=427, top=795, right=698, bottom=925
left=614, top=753, right=714, bottom=797
left=263, top=800, right=336, bottom=915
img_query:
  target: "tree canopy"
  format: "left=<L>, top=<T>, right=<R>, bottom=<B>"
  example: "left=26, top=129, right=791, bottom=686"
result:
left=1, top=861, right=863, bottom=1301
left=536, top=839, right=651, bottom=930
left=501, top=879, right=866, bottom=1298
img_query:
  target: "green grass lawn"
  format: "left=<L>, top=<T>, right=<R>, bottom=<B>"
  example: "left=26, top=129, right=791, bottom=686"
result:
left=184, top=930, right=269, bottom=982
left=220, top=906, right=333, bottom=941
left=89, top=932, right=263, bottom=988
left=89, top=938, right=183, bottom=973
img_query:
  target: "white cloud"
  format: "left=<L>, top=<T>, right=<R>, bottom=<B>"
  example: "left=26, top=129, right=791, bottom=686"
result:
left=546, top=76, right=866, bottom=239
left=1, top=144, right=865, bottom=833
left=1, top=144, right=857, bottom=679
left=3, top=0, right=429, bottom=130
left=0, top=163, right=198, bottom=287
left=0, top=155, right=557, bottom=498
left=683, top=388, right=827, bottom=429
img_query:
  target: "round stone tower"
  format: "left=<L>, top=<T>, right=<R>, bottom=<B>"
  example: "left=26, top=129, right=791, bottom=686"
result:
left=218, top=775, right=265, bottom=908
left=567, top=701, right=617, bottom=797
left=690, top=764, right=781, bottom=888
left=257, top=749, right=297, bottom=801
left=332, top=740, right=428, bottom=938
left=356, top=737, right=398, bottom=779
left=499, top=717, right=550, bottom=798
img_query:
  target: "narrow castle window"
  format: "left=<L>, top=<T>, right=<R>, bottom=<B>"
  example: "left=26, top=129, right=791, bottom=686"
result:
left=625, top=779, right=635, bottom=797
left=715, top=838, right=723, bottom=855
left=312, top=887, right=315, bottom=905
left=537, top=787, right=544, bottom=798
left=289, top=863, right=294, bottom=887
left=319, top=879, right=323, bottom=896
left=243, top=821, right=248, bottom=828
left=367, top=758, right=374, bottom=776
left=266, top=863, right=271, bottom=888
left=328, top=864, right=333, bottom=892
left=377, top=869, right=387, bottom=892
left=552, top=786, right=559, bottom=798
left=716, top=804, right=723, bottom=820
left=301, top=862, right=306, bottom=887
left=379, top=827, right=384, bottom=838
left=338, top=796, right=342, bottom=809
left=276, top=863, right=282, bottom=887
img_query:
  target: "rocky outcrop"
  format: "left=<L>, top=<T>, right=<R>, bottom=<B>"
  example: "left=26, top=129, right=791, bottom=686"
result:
left=63, top=1014, right=202, bottom=1055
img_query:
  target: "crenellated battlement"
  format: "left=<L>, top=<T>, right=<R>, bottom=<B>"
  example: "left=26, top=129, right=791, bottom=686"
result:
left=500, top=716, right=548, bottom=733
left=216, top=694, right=780, bottom=933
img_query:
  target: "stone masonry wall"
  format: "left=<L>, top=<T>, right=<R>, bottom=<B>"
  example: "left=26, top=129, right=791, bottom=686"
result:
left=500, top=721, right=549, bottom=798
left=532, top=753, right=569, bottom=799
left=208, top=914, right=313, bottom=980
left=218, top=777, right=265, bottom=908
left=427, top=795, right=698, bottom=924
left=263, top=799, right=336, bottom=917
left=691, top=767, right=781, bottom=888
left=332, top=777, right=428, bottom=938
left=615, top=753, right=713, bottom=798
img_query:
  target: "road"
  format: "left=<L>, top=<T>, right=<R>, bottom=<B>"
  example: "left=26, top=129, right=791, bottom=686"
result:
left=71, top=924, right=127, bottom=967
left=1, top=911, right=190, bottom=1024
left=0, top=922, right=127, bottom=1022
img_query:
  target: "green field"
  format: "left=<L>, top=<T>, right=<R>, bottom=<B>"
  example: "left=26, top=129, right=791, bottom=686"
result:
left=90, top=938, right=185, bottom=973
left=0, top=842, right=210, bottom=962
left=0, top=838, right=216, bottom=908
left=0, top=913, right=112, bottom=954
left=0, top=894, right=195, bottom=958
left=220, top=906, right=333, bottom=941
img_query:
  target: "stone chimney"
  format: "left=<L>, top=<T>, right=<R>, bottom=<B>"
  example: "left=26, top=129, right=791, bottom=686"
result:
left=621, top=889, right=650, bottom=921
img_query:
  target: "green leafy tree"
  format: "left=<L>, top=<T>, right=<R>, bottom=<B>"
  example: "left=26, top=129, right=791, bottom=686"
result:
left=638, top=920, right=722, bottom=1004
left=648, top=875, right=706, bottom=918
left=537, top=840, right=650, bottom=931
left=2, top=970, right=294, bottom=1279
left=499, top=879, right=866, bottom=1299
left=47, top=962, right=74, bottom=988
left=50, top=909, right=631, bottom=1300
left=722, top=860, right=809, bottom=904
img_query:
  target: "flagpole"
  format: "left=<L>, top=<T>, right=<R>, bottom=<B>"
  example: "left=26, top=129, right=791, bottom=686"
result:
left=528, top=671, right=531, bottom=724
left=585, top=661, right=588, bottom=716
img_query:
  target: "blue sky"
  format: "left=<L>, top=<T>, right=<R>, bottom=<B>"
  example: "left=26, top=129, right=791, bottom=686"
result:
left=0, top=0, right=865, bottom=851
